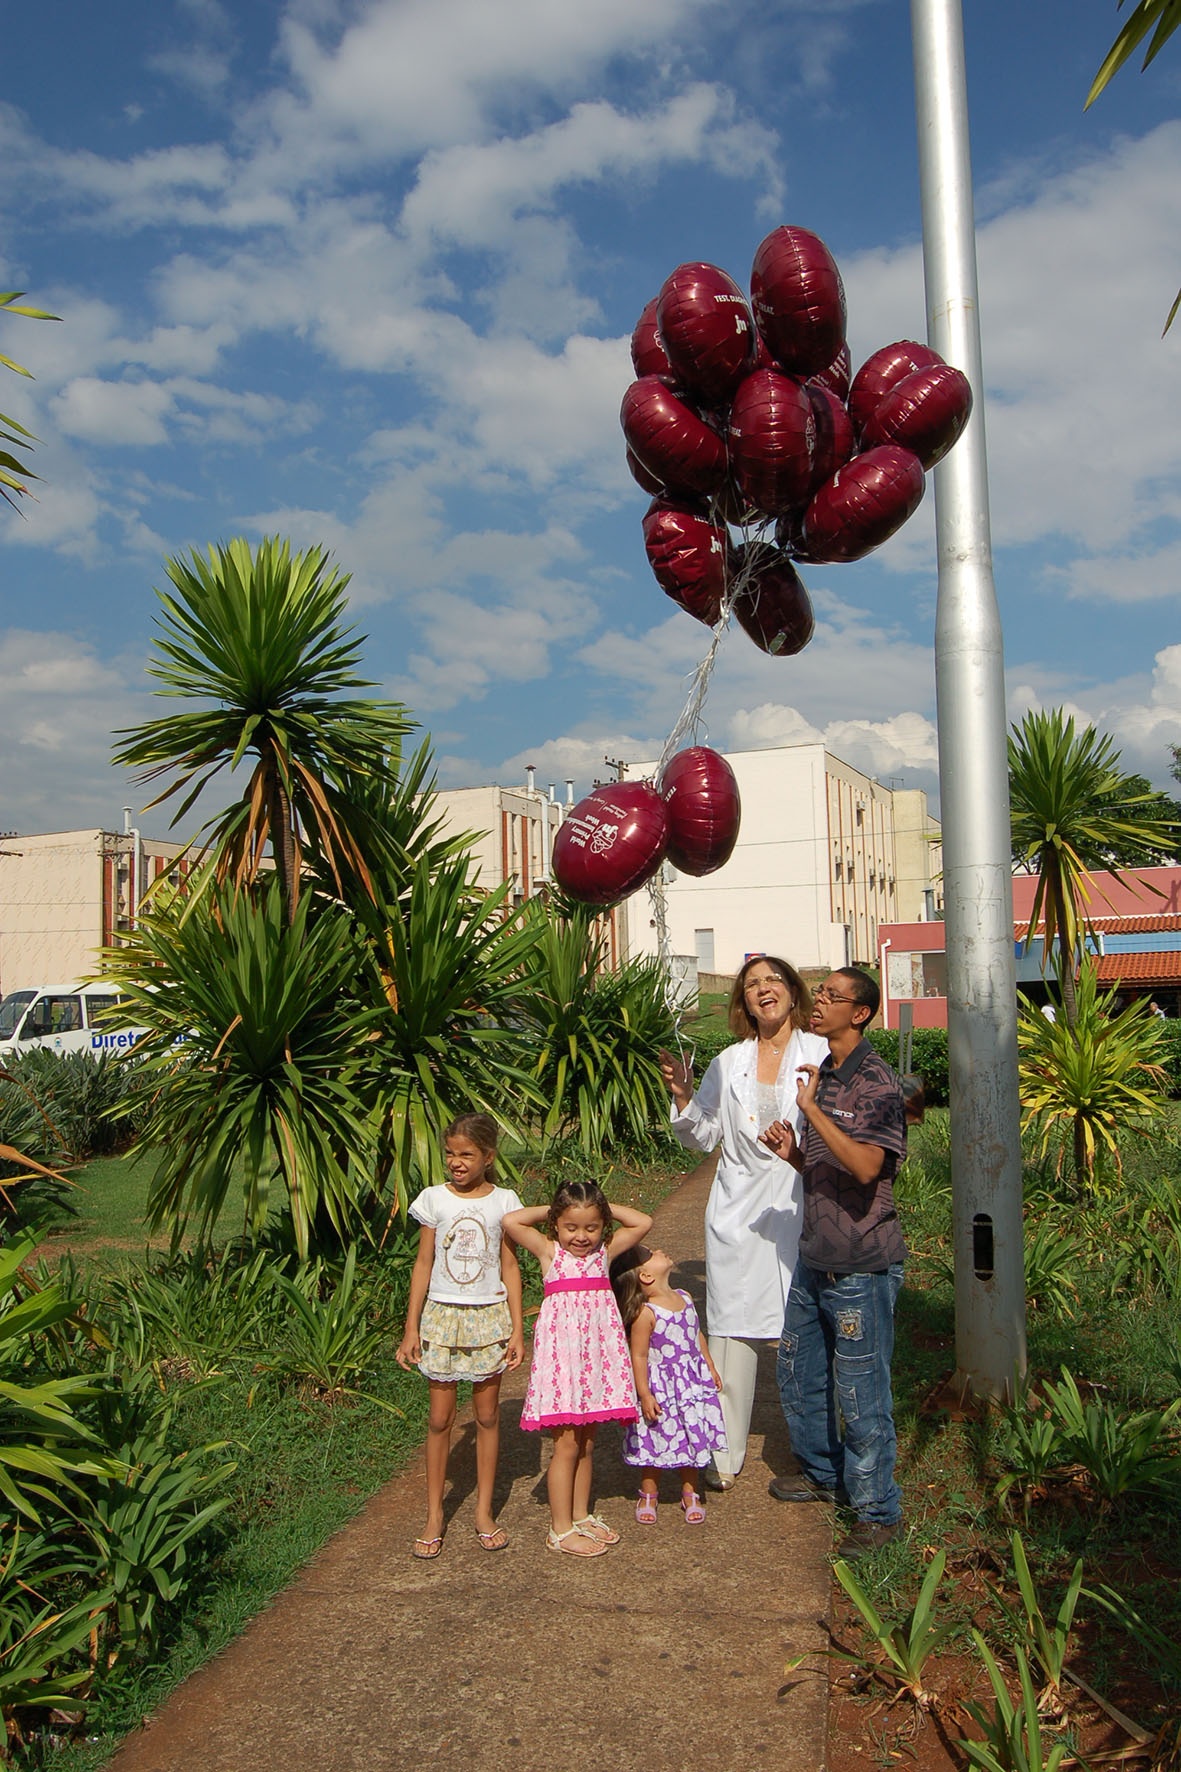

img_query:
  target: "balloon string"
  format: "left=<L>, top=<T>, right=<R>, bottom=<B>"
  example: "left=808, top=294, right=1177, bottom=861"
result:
left=646, top=523, right=766, bottom=1064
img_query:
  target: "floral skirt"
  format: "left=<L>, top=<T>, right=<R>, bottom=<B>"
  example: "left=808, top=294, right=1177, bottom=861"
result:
left=418, top=1298, right=513, bottom=1383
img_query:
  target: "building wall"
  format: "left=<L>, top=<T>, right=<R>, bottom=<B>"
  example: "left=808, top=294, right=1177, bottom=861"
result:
left=432, top=785, right=564, bottom=905
left=0, top=829, right=190, bottom=993
left=622, top=744, right=941, bottom=977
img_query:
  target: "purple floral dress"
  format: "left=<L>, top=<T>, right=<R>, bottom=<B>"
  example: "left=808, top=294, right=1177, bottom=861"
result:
left=621, top=1292, right=729, bottom=1470
left=521, top=1244, right=638, bottom=1430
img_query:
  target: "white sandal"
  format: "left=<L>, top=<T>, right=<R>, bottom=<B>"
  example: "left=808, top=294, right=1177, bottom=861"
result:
left=547, top=1526, right=608, bottom=1558
left=573, top=1512, right=621, bottom=1545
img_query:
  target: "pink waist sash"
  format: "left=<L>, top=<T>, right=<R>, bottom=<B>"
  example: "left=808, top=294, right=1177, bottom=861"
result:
left=544, top=1276, right=611, bottom=1294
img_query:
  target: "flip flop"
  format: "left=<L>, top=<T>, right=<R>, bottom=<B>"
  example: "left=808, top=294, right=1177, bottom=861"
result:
left=635, top=1491, right=658, bottom=1525
left=681, top=1491, right=706, bottom=1525
left=475, top=1526, right=509, bottom=1552
left=412, top=1535, right=444, bottom=1559
left=547, top=1526, right=608, bottom=1558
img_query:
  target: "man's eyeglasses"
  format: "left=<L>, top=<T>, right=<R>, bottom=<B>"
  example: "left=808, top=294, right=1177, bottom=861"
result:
left=813, top=987, right=855, bottom=1005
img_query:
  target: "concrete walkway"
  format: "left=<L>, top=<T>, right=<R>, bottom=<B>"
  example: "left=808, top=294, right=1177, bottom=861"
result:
left=108, top=1159, right=833, bottom=1772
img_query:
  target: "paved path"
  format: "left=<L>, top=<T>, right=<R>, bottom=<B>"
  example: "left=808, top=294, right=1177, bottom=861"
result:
left=109, top=1158, right=833, bottom=1772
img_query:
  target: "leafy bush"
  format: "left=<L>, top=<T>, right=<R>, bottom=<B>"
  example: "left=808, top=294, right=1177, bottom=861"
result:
left=512, top=902, right=676, bottom=1158
left=866, top=1027, right=949, bottom=1106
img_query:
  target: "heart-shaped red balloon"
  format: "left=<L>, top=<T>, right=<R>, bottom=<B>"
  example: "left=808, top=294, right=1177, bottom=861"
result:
left=631, top=296, right=671, bottom=379
left=847, top=341, right=944, bottom=437
left=750, top=226, right=847, bottom=378
left=861, top=362, right=972, bottom=469
left=732, top=543, right=815, bottom=655
left=642, top=496, right=728, bottom=627
left=803, top=445, right=925, bottom=563
left=656, top=744, right=741, bottom=875
left=809, top=341, right=852, bottom=401
left=805, top=382, right=856, bottom=493
left=728, top=368, right=816, bottom=519
left=552, top=783, right=669, bottom=906
left=621, top=377, right=727, bottom=499
left=659, top=747, right=741, bottom=875
left=657, top=262, right=756, bottom=406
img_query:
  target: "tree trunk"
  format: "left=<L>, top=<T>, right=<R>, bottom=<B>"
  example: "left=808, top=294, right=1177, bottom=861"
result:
left=1048, top=865, right=1078, bottom=1028
left=265, top=756, right=299, bottom=926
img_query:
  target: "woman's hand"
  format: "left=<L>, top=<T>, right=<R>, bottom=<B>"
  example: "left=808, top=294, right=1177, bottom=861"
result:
left=658, top=1047, right=693, bottom=1111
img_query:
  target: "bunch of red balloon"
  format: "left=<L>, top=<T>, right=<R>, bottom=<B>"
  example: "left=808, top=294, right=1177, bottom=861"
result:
left=623, top=224, right=973, bottom=654
left=551, top=225, right=972, bottom=909
left=552, top=747, right=740, bottom=906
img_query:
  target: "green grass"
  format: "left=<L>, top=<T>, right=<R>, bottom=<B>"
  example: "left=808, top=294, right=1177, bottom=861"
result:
left=31, top=1149, right=249, bottom=1262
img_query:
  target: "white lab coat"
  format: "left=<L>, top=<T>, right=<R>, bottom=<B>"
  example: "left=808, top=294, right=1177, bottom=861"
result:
left=670, top=1031, right=829, bottom=1338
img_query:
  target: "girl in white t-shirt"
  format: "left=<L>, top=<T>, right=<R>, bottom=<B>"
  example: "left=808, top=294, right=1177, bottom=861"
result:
left=396, top=1114, right=524, bottom=1560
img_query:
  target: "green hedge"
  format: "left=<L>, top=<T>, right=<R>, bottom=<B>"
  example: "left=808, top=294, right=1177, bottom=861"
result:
left=866, top=1027, right=949, bottom=1106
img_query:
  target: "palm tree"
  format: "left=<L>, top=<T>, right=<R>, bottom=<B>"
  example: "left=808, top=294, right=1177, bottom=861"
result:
left=113, top=537, right=410, bottom=923
left=1, top=290, right=60, bottom=511
left=1008, top=708, right=1180, bottom=1025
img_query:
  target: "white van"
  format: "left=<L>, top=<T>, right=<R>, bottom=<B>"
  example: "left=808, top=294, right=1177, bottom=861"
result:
left=0, top=984, right=146, bottom=1059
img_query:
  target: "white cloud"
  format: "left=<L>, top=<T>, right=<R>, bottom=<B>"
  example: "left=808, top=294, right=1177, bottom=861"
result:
left=1010, top=644, right=1181, bottom=791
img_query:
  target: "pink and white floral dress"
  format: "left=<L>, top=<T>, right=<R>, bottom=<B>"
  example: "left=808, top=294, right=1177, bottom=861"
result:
left=520, top=1244, right=638, bottom=1430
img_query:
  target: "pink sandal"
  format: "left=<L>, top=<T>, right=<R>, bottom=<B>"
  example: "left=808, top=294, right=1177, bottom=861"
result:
left=681, top=1491, right=706, bottom=1525
left=635, top=1491, right=658, bottom=1525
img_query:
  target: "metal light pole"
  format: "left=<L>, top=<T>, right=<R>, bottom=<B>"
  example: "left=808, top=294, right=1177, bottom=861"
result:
left=911, top=0, right=1026, bottom=1398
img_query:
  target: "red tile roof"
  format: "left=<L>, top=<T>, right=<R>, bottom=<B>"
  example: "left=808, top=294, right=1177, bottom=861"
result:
left=1094, top=951, right=1181, bottom=984
left=1017, top=913, right=1181, bottom=936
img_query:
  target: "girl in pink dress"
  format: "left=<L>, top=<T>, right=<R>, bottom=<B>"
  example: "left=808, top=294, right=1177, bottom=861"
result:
left=504, top=1182, right=651, bottom=1558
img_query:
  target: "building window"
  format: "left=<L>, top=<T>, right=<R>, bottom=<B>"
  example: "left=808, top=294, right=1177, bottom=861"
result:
left=695, top=928, right=716, bottom=973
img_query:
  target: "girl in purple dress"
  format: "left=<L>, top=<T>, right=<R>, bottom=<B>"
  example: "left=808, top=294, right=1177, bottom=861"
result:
left=504, top=1182, right=651, bottom=1559
left=611, top=1246, right=728, bottom=1525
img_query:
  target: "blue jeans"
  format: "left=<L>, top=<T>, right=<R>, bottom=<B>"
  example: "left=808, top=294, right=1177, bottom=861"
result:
left=777, top=1259, right=904, bottom=1526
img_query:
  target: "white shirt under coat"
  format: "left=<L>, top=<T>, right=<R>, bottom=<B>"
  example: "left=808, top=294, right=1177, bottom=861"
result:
left=670, top=1031, right=829, bottom=1338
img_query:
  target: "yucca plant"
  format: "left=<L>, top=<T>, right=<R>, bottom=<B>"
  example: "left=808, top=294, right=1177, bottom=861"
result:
left=512, top=901, right=677, bottom=1159
left=74, top=1392, right=237, bottom=1656
left=1039, top=1367, right=1181, bottom=1506
left=990, top=1533, right=1084, bottom=1715
left=1018, top=961, right=1168, bottom=1190
left=1022, top=1218, right=1086, bottom=1317
left=262, top=1246, right=399, bottom=1408
left=960, top=1635, right=1076, bottom=1772
left=829, top=1549, right=956, bottom=1710
left=101, top=876, right=379, bottom=1258
left=0, top=1528, right=107, bottom=1756
left=103, top=1249, right=277, bottom=1384
left=0, top=1233, right=112, bottom=1524
left=359, top=851, right=544, bottom=1218
left=112, top=535, right=411, bottom=923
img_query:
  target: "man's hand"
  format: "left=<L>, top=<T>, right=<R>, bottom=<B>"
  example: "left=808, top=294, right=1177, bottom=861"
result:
left=795, top=1062, right=820, bottom=1113
left=759, top=1118, right=800, bottom=1166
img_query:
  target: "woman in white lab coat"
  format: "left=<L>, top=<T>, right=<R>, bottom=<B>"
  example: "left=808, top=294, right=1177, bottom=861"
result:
left=659, top=955, right=827, bottom=1488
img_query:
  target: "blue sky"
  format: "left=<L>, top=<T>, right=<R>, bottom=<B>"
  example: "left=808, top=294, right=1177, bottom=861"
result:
left=2, top=0, right=1179, bottom=837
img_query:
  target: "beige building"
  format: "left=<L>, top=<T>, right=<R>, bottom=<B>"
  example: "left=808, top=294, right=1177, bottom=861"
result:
left=0, top=827, right=191, bottom=993
left=622, top=743, right=942, bottom=978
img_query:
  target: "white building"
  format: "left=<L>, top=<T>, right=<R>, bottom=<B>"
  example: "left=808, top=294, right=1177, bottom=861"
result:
left=0, top=827, right=192, bottom=993
left=622, top=743, right=942, bottom=979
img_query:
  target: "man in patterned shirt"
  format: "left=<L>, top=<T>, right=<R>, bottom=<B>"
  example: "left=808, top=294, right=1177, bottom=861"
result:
left=760, top=966, right=907, bottom=1559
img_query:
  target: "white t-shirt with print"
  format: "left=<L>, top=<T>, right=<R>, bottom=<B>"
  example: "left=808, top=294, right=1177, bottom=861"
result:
left=409, top=1184, right=524, bottom=1306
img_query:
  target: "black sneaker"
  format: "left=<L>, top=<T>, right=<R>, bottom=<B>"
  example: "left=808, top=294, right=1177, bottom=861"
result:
left=768, top=1474, right=844, bottom=1503
left=836, top=1519, right=903, bottom=1560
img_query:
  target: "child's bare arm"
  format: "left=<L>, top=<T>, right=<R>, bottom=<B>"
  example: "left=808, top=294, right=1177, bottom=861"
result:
left=605, top=1203, right=653, bottom=1257
left=501, top=1205, right=552, bottom=1263
left=395, top=1227, right=435, bottom=1369
left=698, top=1326, right=723, bottom=1391
left=501, top=1236, right=525, bottom=1369
left=629, top=1307, right=660, bottom=1421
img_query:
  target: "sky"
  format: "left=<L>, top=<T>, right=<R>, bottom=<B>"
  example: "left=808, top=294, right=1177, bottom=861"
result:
left=1, top=0, right=1179, bottom=839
